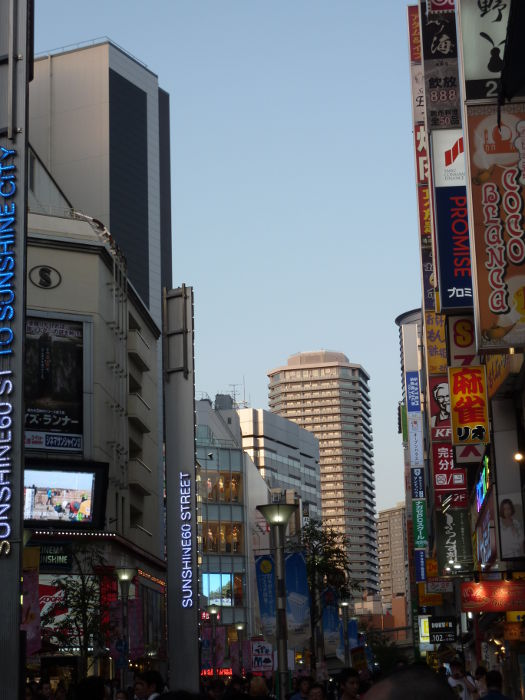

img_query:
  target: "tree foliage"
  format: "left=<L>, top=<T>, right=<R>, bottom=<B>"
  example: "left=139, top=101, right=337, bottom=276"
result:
left=40, top=546, right=109, bottom=677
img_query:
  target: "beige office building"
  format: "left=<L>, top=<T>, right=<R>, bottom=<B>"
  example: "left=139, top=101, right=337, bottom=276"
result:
left=268, top=351, right=379, bottom=594
left=377, top=503, right=409, bottom=613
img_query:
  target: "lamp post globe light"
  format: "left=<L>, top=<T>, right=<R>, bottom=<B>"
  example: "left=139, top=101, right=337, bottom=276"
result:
left=256, top=502, right=298, bottom=700
left=115, top=567, right=138, bottom=688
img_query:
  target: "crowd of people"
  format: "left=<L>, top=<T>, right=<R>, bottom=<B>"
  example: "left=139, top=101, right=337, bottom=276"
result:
left=23, top=662, right=515, bottom=700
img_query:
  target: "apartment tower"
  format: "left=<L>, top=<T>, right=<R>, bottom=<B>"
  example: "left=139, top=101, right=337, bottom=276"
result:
left=377, top=503, right=409, bottom=612
left=268, top=351, right=379, bottom=594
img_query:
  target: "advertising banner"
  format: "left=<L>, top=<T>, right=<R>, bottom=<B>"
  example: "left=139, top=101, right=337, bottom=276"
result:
left=128, top=597, right=145, bottom=661
left=486, top=353, right=512, bottom=398
left=322, top=587, right=340, bottom=657
left=465, top=103, right=525, bottom=350
left=255, top=552, right=311, bottom=649
left=413, top=499, right=428, bottom=548
left=420, top=2, right=461, bottom=130
left=476, top=489, right=497, bottom=566
left=425, top=311, right=447, bottom=374
left=285, top=552, right=311, bottom=652
left=415, top=550, right=427, bottom=583
left=408, top=5, right=422, bottom=64
left=406, top=371, right=421, bottom=413
left=252, top=641, right=273, bottom=672
left=109, top=600, right=125, bottom=669
left=455, top=443, right=485, bottom=465
left=448, top=316, right=478, bottom=367
left=255, top=555, right=276, bottom=641
left=497, top=490, right=525, bottom=560
left=409, top=413, right=425, bottom=469
left=422, top=247, right=437, bottom=311
left=461, top=580, right=525, bottom=612
left=25, top=317, right=84, bottom=452
left=418, top=583, right=443, bottom=608
left=411, top=468, right=425, bottom=500
left=436, top=508, right=473, bottom=571
left=415, top=123, right=430, bottom=187
left=429, top=375, right=451, bottom=440
left=433, top=442, right=467, bottom=493
left=457, top=0, right=511, bottom=101
left=429, top=616, right=457, bottom=643
left=435, top=491, right=469, bottom=510
left=429, top=0, right=455, bottom=10
left=449, top=365, right=489, bottom=445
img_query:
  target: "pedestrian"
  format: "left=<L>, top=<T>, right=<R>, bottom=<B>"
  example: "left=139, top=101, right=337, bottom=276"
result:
left=362, top=663, right=456, bottom=699
left=474, top=667, right=488, bottom=697
left=308, top=684, right=326, bottom=700
left=134, top=671, right=165, bottom=700
left=74, top=676, right=106, bottom=700
left=483, top=670, right=512, bottom=700
left=447, top=659, right=477, bottom=700
left=338, top=669, right=360, bottom=700
left=289, top=677, right=312, bottom=700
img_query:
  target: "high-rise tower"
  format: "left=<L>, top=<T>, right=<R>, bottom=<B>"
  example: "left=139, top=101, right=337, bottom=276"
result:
left=268, top=351, right=379, bottom=594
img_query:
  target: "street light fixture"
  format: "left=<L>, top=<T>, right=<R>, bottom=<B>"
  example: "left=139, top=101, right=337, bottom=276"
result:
left=115, top=567, right=138, bottom=689
left=207, top=604, right=219, bottom=676
left=340, top=600, right=350, bottom=667
left=236, top=622, right=245, bottom=676
left=256, top=502, right=298, bottom=700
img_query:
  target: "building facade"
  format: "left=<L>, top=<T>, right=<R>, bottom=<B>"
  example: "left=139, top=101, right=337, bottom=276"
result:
left=196, top=397, right=270, bottom=675
left=268, top=351, right=379, bottom=594
left=377, top=503, right=409, bottom=614
left=29, top=39, right=172, bottom=324
left=237, top=407, right=322, bottom=522
left=24, top=192, right=167, bottom=684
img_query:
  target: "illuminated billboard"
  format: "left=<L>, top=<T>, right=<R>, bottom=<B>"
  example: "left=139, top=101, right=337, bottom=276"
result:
left=24, top=317, right=84, bottom=452
left=23, top=461, right=108, bottom=530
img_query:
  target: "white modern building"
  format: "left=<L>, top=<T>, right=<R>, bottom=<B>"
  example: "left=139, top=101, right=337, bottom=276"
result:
left=237, top=407, right=322, bottom=522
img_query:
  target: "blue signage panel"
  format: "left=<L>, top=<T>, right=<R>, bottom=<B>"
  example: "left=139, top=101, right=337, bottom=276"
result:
left=411, top=468, right=425, bottom=500
left=406, top=371, right=421, bottom=413
left=434, top=186, right=473, bottom=311
left=415, top=549, right=427, bottom=583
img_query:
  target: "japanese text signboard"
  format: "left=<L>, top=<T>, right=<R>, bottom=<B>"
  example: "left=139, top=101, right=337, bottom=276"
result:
left=457, top=0, right=511, bottom=101
left=436, top=508, right=473, bottom=571
left=447, top=315, right=478, bottom=367
left=420, top=2, right=461, bottom=130
left=429, top=616, right=457, bottom=643
left=413, top=499, right=429, bottom=548
left=449, top=365, right=489, bottom=445
left=425, top=311, right=447, bottom=374
left=465, top=103, right=525, bottom=351
left=408, top=6, right=425, bottom=125
left=432, top=442, right=468, bottom=494
left=461, top=580, right=525, bottom=612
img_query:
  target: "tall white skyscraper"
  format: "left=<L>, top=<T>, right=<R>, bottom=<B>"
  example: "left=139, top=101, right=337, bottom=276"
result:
left=268, top=351, right=379, bottom=594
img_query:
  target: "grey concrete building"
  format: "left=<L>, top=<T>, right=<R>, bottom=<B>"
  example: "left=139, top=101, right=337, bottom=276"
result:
left=268, top=351, right=379, bottom=594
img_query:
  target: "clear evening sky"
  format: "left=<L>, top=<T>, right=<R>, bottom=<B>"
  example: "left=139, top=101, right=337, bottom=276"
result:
left=35, top=1, right=420, bottom=511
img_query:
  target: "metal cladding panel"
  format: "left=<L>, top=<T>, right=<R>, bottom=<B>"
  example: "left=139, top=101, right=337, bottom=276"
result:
left=0, top=2, right=31, bottom=698
left=163, top=286, right=199, bottom=690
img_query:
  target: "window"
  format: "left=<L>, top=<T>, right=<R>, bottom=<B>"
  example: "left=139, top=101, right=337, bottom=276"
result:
left=202, top=573, right=244, bottom=606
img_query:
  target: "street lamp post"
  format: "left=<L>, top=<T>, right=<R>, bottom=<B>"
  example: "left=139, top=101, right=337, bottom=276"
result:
left=236, top=622, right=245, bottom=675
left=257, top=502, right=298, bottom=700
left=115, top=567, right=137, bottom=689
left=207, top=604, right=219, bottom=677
left=340, top=601, right=350, bottom=668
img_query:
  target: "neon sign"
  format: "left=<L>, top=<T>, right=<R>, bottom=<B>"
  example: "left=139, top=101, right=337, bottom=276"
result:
left=180, top=471, right=193, bottom=607
left=0, top=146, right=16, bottom=558
left=476, top=456, right=490, bottom=513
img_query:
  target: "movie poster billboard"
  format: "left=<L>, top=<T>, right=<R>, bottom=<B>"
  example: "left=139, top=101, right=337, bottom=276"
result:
left=457, top=0, right=511, bottom=101
left=25, top=317, right=84, bottom=452
left=420, top=2, right=461, bottom=130
left=465, top=103, right=525, bottom=350
left=449, top=365, right=489, bottom=446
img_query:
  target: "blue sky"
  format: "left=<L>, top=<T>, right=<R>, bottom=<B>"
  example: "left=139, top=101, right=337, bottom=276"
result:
left=36, top=1, right=420, bottom=511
